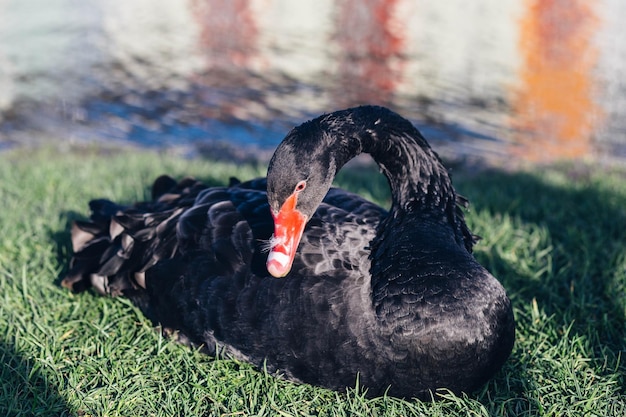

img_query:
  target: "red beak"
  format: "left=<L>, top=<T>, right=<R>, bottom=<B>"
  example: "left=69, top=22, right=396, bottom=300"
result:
left=267, top=192, right=307, bottom=277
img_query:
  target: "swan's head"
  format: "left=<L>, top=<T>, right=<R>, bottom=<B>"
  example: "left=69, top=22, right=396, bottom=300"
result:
left=265, top=122, right=338, bottom=277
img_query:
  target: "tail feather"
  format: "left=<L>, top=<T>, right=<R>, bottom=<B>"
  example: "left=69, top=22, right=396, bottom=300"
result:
left=62, top=175, right=207, bottom=296
left=71, top=221, right=101, bottom=252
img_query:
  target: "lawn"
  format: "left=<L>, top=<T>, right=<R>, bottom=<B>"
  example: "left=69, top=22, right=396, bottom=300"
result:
left=1, top=146, right=625, bottom=416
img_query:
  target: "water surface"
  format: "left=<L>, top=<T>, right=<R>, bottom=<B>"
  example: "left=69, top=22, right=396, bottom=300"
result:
left=1, top=0, right=625, bottom=163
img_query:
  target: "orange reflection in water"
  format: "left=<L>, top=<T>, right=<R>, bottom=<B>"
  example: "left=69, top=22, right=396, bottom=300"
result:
left=192, top=0, right=259, bottom=69
left=512, top=0, right=601, bottom=161
left=333, top=0, right=406, bottom=107
left=191, top=0, right=265, bottom=122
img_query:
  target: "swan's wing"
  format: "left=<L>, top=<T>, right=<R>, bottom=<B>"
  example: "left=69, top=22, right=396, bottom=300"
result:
left=62, top=176, right=272, bottom=295
left=285, top=187, right=384, bottom=279
left=177, top=185, right=274, bottom=276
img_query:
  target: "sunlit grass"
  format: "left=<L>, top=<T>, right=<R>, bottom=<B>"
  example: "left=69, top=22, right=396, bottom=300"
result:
left=1, top=146, right=625, bottom=416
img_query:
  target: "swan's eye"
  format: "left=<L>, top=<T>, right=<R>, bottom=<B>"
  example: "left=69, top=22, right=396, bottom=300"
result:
left=294, top=180, right=307, bottom=193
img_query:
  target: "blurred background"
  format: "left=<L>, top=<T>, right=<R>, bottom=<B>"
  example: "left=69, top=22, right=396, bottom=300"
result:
left=0, top=0, right=625, bottom=164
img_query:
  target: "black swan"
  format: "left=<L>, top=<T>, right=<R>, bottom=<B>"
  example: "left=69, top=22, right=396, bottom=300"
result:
left=62, top=105, right=514, bottom=399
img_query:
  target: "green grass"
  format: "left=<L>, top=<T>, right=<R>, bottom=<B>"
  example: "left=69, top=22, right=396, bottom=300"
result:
left=1, top=146, right=625, bottom=416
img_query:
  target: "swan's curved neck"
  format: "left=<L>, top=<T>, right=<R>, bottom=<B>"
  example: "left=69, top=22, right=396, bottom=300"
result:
left=314, top=107, right=474, bottom=322
left=322, top=106, right=455, bottom=214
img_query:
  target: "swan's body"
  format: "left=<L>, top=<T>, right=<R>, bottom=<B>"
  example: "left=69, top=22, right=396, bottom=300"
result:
left=63, top=106, right=514, bottom=399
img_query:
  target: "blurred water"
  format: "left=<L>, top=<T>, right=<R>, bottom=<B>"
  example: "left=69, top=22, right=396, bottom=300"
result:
left=1, top=0, right=625, bottom=163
